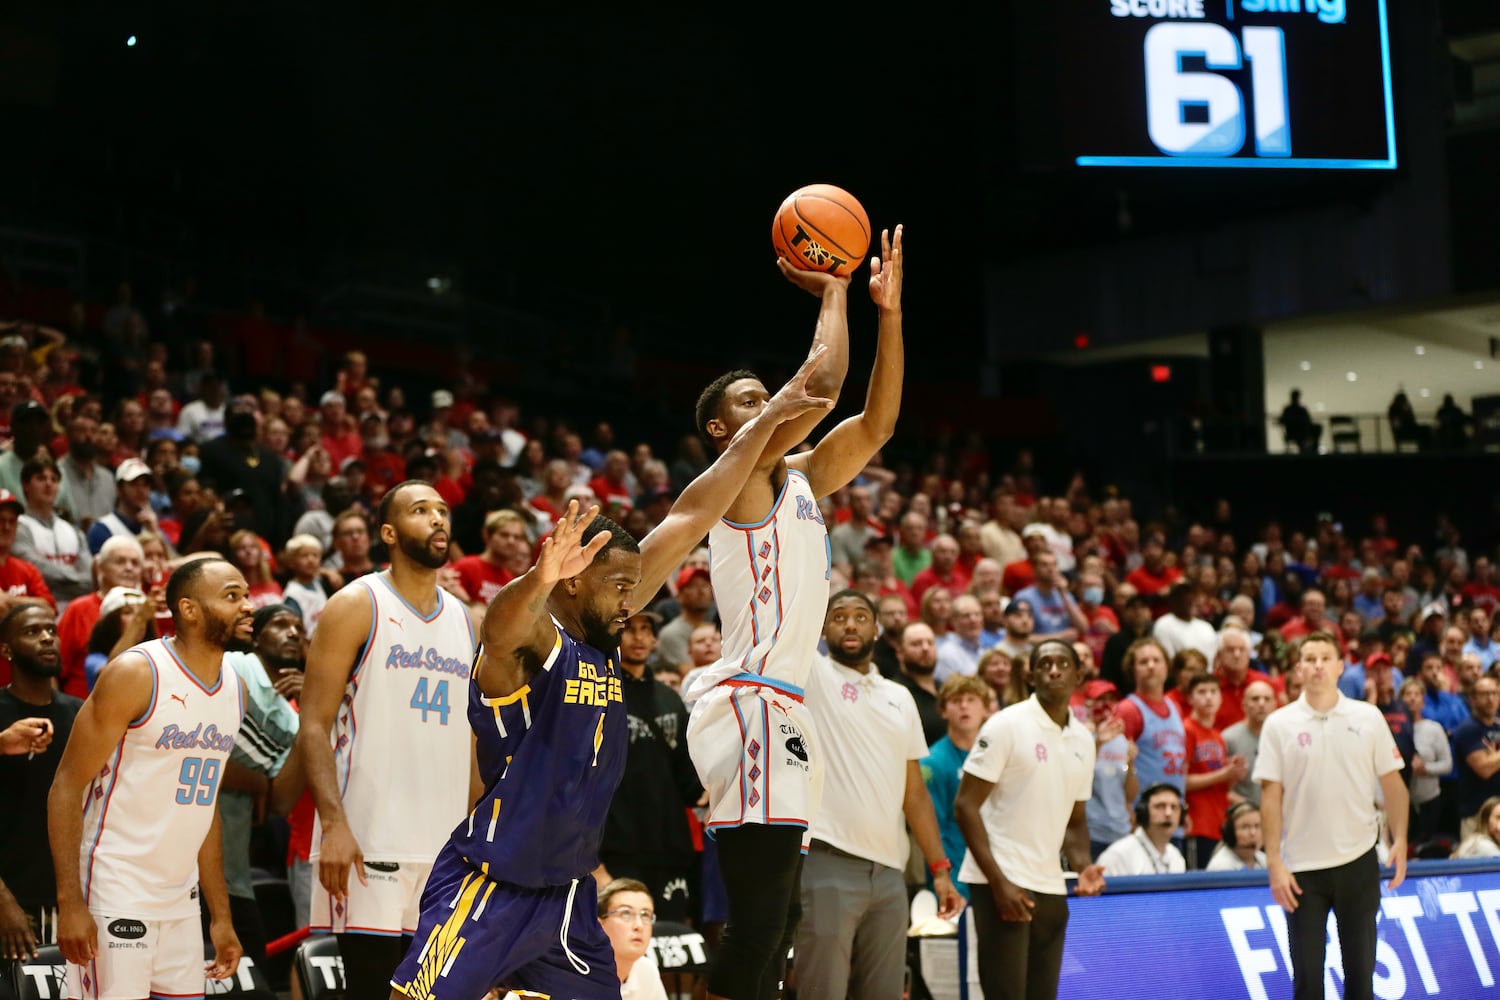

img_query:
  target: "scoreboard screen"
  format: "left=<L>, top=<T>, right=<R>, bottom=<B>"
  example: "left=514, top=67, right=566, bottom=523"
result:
left=1026, top=0, right=1397, bottom=170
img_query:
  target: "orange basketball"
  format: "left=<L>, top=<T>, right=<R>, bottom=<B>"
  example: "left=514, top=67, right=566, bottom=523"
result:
left=770, top=184, right=870, bottom=277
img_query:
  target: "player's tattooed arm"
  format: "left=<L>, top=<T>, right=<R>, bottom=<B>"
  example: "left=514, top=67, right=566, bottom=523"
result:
left=476, top=501, right=610, bottom=699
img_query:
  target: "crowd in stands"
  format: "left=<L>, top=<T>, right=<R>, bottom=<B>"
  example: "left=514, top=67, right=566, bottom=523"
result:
left=5, top=283, right=1500, bottom=996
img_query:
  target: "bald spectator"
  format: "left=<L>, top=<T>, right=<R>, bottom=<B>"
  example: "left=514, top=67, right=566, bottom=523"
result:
left=1226, top=594, right=1263, bottom=647
left=55, top=534, right=142, bottom=697
left=935, top=594, right=989, bottom=684
left=1279, top=588, right=1336, bottom=645
left=1221, top=680, right=1277, bottom=806
left=1013, top=551, right=1088, bottom=645
left=1153, top=580, right=1218, bottom=662
left=912, top=533, right=970, bottom=604
left=979, top=488, right=1027, bottom=569
left=1213, top=626, right=1273, bottom=731
left=969, top=557, right=1003, bottom=599
left=892, top=511, right=932, bottom=587
left=895, top=621, right=945, bottom=745
left=829, top=484, right=880, bottom=574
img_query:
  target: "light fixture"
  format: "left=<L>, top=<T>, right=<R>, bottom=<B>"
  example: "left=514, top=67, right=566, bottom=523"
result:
left=1476, top=360, right=1486, bottom=370
left=127, top=35, right=137, bottom=46
left=1345, top=372, right=1358, bottom=382
left=1299, top=361, right=1311, bottom=371
left=1419, top=388, right=1431, bottom=398
left=1315, top=402, right=1326, bottom=412
left=1414, top=346, right=1425, bottom=355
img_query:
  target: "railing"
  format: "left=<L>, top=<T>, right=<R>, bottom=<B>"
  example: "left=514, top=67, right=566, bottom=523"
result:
left=1262, top=410, right=1494, bottom=454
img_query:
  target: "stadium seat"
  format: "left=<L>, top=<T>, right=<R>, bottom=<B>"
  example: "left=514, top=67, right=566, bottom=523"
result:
left=295, top=935, right=346, bottom=1000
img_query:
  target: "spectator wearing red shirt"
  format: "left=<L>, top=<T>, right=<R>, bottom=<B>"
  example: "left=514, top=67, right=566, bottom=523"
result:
left=854, top=532, right=918, bottom=618
left=1462, top=557, right=1500, bottom=615
left=1076, top=568, right=1120, bottom=665
left=0, top=488, right=56, bottom=686
left=1212, top=626, right=1273, bottom=731
left=588, top=449, right=636, bottom=519
left=1277, top=589, right=1348, bottom=655
left=911, top=534, right=971, bottom=605
left=1124, top=534, right=1181, bottom=617
left=358, top=412, right=407, bottom=498
left=55, top=535, right=144, bottom=697
left=453, top=509, right=531, bottom=607
left=1182, top=673, right=1248, bottom=869
left=1000, top=525, right=1049, bottom=596
left=317, top=390, right=364, bottom=470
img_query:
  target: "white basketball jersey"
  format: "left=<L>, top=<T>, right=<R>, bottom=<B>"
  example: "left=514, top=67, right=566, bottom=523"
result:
left=79, top=638, right=244, bottom=919
left=313, top=573, right=476, bottom=863
left=692, top=468, right=831, bottom=694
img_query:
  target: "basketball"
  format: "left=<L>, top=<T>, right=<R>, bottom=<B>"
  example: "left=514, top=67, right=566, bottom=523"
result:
left=771, top=184, right=870, bottom=277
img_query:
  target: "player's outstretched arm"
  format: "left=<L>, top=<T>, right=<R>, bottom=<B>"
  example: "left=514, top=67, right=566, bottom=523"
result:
left=295, top=585, right=374, bottom=899
left=476, top=501, right=612, bottom=700
left=47, top=652, right=154, bottom=966
left=790, top=225, right=904, bottom=499
left=758, top=264, right=851, bottom=463
left=637, top=349, right=835, bottom=600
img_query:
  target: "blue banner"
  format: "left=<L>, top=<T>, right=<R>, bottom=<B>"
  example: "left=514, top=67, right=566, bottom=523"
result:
left=1056, top=860, right=1500, bottom=999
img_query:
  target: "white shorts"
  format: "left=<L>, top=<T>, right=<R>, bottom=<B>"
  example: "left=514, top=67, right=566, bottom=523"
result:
left=688, top=679, right=823, bottom=839
left=309, top=859, right=433, bottom=937
left=66, top=911, right=201, bottom=1000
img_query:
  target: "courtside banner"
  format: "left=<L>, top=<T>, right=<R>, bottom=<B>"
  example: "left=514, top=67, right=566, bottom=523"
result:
left=1053, top=860, right=1500, bottom=1000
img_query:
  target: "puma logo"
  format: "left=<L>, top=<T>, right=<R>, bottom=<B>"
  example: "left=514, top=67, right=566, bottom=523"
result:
left=388, top=617, right=403, bottom=629
left=169, top=694, right=187, bottom=708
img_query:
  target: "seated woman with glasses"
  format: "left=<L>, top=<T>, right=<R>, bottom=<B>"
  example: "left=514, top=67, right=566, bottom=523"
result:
left=597, top=878, right=668, bottom=1000
left=493, top=879, right=667, bottom=1000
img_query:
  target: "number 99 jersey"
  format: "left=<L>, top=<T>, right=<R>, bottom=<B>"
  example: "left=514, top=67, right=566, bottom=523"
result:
left=79, top=638, right=244, bottom=920
left=313, top=574, right=476, bottom=866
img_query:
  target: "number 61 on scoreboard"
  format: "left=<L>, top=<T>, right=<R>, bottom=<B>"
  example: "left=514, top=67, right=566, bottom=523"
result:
left=1146, top=23, right=1288, bottom=157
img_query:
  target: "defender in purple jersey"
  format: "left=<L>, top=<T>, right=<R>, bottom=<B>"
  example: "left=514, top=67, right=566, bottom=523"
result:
left=389, top=355, right=833, bottom=1000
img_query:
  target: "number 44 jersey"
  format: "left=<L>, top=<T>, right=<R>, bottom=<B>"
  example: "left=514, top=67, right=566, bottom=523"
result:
left=79, top=638, right=244, bottom=920
left=315, top=573, right=477, bottom=866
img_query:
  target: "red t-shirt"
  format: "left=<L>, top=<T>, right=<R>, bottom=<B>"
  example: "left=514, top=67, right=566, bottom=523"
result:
left=453, top=556, right=514, bottom=606
left=0, top=556, right=57, bottom=686
left=321, top=430, right=365, bottom=470
left=1183, top=715, right=1230, bottom=842
left=56, top=591, right=103, bottom=699
left=363, top=449, right=408, bottom=496
left=588, top=476, right=634, bottom=512
left=1125, top=564, right=1181, bottom=598
left=1214, top=669, right=1274, bottom=730
left=1001, top=560, right=1035, bottom=596
left=911, top=565, right=971, bottom=604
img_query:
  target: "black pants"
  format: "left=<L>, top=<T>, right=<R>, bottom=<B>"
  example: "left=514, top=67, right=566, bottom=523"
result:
left=707, top=824, right=804, bottom=1000
left=199, top=893, right=267, bottom=967
left=338, top=931, right=410, bottom=1000
left=966, top=883, right=1070, bottom=1000
left=1286, top=849, right=1380, bottom=1000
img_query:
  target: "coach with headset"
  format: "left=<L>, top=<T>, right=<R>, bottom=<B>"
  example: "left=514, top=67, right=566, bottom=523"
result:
left=1205, top=802, right=1268, bottom=871
left=1094, top=783, right=1188, bottom=875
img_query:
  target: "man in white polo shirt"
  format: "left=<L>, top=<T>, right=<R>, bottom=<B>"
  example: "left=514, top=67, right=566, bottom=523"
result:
left=1255, top=629, right=1408, bottom=1000
left=955, top=639, right=1104, bottom=1000
left=795, top=590, right=963, bottom=998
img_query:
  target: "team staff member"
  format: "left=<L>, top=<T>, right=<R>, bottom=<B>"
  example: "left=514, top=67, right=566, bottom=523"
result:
left=955, top=639, right=1105, bottom=1000
left=795, top=590, right=962, bottom=998
left=1256, top=630, right=1408, bottom=1000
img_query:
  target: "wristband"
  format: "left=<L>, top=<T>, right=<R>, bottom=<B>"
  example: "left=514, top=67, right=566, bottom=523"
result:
left=928, top=859, right=953, bottom=876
